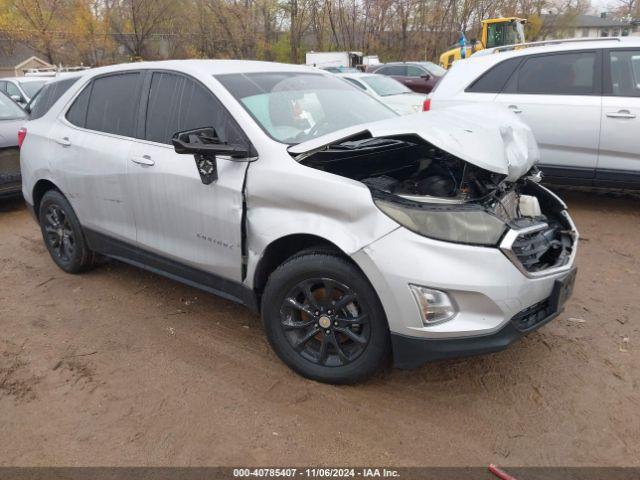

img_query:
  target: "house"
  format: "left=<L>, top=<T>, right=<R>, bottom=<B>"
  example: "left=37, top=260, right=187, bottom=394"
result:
left=572, top=14, right=631, bottom=38
left=541, top=13, right=633, bottom=40
left=0, top=41, right=54, bottom=77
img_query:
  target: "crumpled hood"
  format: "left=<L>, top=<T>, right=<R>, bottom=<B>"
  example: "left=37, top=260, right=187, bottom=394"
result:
left=289, top=103, right=540, bottom=182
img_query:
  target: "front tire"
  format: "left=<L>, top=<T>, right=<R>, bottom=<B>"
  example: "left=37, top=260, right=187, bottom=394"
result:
left=38, top=190, right=94, bottom=273
left=262, top=253, right=390, bottom=384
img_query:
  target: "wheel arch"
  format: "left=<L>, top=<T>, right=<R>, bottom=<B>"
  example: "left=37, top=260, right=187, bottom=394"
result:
left=252, top=233, right=357, bottom=298
left=32, top=179, right=62, bottom=220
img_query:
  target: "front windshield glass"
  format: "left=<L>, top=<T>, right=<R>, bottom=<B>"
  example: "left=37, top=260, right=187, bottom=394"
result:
left=362, top=75, right=412, bottom=96
left=0, top=92, right=26, bottom=119
left=216, top=72, right=397, bottom=144
left=486, top=22, right=522, bottom=48
left=418, top=62, right=446, bottom=77
left=19, top=80, right=46, bottom=97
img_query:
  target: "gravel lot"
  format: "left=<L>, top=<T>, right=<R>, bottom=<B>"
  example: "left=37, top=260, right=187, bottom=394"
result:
left=0, top=190, right=638, bottom=467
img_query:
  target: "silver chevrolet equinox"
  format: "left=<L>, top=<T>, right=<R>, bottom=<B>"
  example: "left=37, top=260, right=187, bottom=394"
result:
left=20, top=60, right=578, bottom=384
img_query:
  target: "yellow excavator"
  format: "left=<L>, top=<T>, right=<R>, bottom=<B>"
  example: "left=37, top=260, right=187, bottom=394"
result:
left=439, top=17, right=527, bottom=69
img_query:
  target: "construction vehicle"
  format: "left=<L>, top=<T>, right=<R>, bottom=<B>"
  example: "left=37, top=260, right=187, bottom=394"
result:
left=439, top=17, right=527, bottom=69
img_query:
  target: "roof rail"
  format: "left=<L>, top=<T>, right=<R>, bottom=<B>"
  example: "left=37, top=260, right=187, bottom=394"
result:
left=476, top=37, right=623, bottom=56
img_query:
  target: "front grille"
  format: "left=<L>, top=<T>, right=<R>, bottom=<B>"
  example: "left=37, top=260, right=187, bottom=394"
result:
left=512, top=226, right=561, bottom=271
left=504, top=222, right=574, bottom=275
left=511, top=299, right=553, bottom=331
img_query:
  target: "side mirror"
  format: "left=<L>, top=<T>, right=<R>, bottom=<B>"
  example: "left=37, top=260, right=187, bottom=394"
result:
left=10, top=94, right=23, bottom=104
left=421, top=73, right=431, bottom=80
left=172, top=127, right=251, bottom=185
left=172, top=127, right=250, bottom=159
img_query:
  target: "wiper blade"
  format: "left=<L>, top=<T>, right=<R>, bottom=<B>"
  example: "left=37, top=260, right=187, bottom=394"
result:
left=329, top=137, right=408, bottom=151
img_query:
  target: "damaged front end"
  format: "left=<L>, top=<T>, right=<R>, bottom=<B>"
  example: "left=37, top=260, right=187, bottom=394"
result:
left=292, top=127, right=577, bottom=277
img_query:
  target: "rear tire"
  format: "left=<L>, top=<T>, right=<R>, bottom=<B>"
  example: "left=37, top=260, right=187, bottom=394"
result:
left=262, top=253, right=390, bottom=384
left=38, top=190, right=95, bottom=273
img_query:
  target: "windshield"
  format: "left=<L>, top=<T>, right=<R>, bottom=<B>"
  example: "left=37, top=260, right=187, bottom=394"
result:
left=362, top=75, right=412, bottom=96
left=486, top=22, right=524, bottom=48
left=417, top=62, right=447, bottom=77
left=0, top=92, right=26, bottom=119
left=19, top=80, right=46, bottom=98
left=216, top=72, right=397, bottom=144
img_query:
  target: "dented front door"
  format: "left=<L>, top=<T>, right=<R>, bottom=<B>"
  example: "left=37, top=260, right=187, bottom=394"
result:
left=125, top=70, right=253, bottom=282
left=126, top=139, right=247, bottom=282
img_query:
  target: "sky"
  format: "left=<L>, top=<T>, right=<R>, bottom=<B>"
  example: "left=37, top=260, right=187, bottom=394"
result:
left=590, top=0, right=619, bottom=14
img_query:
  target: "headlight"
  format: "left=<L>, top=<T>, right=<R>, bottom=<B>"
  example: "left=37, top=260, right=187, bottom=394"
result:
left=374, top=198, right=507, bottom=246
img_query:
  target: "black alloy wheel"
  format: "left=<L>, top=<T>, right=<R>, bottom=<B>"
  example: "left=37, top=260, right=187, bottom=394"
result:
left=38, top=190, right=95, bottom=273
left=262, top=253, right=390, bottom=384
left=43, top=204, right=75, bottom=264
left=280, top=277, right=370, bottom=367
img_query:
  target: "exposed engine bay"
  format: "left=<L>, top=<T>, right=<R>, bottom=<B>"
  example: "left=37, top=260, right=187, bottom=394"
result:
left=297, top=135, right=512, bottom=204
left=296, top=134, right=576, bottom=273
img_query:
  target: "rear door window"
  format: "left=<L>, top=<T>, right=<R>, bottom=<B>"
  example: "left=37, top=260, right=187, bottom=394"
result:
left=514, top=52, right=598, bottom=95
left=144, top=71, right=246, bottom=146
left=607, top=50, right=640, bottom=97
left=84, top=73, right=142, bottom=137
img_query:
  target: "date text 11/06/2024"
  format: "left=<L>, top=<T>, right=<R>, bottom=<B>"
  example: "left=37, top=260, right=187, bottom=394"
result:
left=233, top=469, right=401, bottom=477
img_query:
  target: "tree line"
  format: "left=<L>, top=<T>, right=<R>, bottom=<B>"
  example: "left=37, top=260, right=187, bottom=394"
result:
left=0, top=0, right=601, bottom=67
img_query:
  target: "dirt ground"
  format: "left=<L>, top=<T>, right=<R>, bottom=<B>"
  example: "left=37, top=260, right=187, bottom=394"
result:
left=0, top=189, right=638, bottom=467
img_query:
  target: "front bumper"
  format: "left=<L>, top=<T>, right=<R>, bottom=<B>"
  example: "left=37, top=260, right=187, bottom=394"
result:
left=351, top=216, right=577, bottom=367
left=391, top=267, right=576, bottom=368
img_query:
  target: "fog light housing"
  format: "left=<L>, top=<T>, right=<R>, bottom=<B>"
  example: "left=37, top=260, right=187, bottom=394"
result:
left=409, top=285, right=457, bottom=325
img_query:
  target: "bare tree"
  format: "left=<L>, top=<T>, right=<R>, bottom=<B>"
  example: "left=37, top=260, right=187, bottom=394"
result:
left=108, top=0, right=176, bottom=58
left=2, top=0, right=70, bottom=63
left=283, top=0, right=311, bottom=62
left=0, top=0, right=593, bottom=67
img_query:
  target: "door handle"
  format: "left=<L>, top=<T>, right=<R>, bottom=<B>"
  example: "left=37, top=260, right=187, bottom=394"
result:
left=606, top=110, right=636, bottom=119
left=130, top=155, right=155, bottom=167
left=508, top=105, right=522, bottom=114
left=55, top=136, right=71, bottom=147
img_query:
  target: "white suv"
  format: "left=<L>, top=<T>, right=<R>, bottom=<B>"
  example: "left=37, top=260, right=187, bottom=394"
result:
left=20, top=60, right=577, bottom=383
left=429, top=37, right=640, bottom=188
